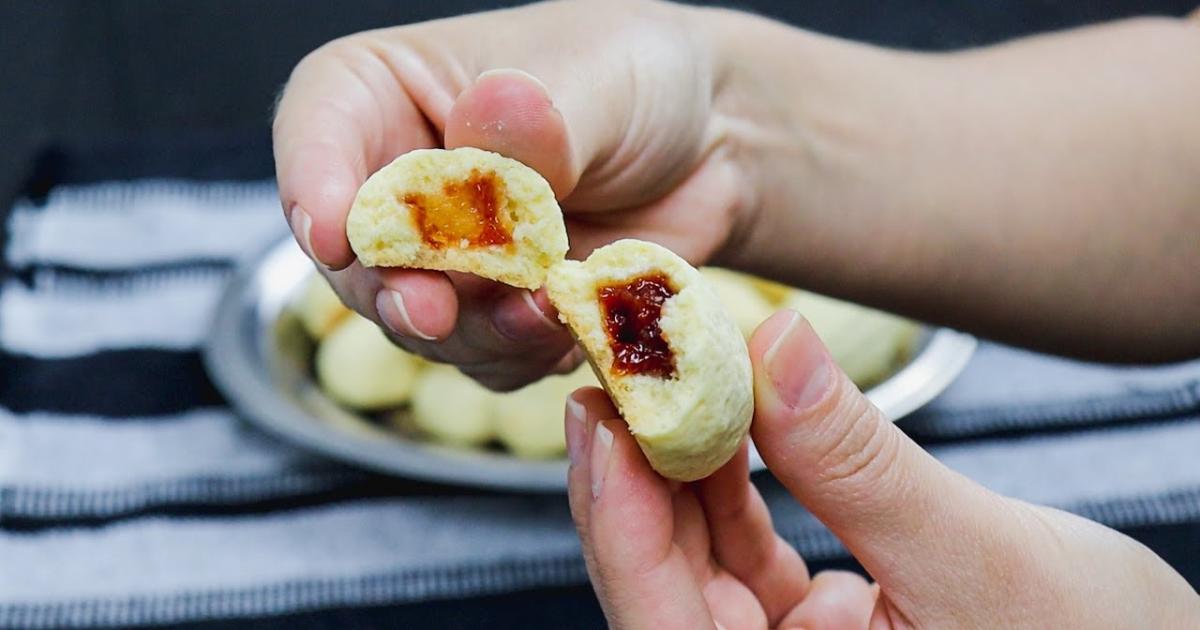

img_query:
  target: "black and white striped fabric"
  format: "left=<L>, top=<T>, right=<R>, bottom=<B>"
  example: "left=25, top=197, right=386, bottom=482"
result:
left=2, top=145, right=1198, bottom=628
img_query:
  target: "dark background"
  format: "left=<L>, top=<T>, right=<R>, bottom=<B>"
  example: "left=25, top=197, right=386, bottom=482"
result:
left=1, top=0, right=1196, bottom=206
left=2, top=1, right=1197, bottom=627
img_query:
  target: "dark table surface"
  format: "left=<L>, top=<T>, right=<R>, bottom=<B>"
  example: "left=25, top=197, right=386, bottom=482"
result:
left=2, top=2, right=1197, bottom=627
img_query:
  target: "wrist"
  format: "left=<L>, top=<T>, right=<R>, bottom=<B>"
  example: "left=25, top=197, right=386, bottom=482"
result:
left=700, top=8, right=939, bottom=295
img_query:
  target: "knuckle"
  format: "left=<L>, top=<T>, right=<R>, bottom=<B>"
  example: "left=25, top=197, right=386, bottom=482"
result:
left=567, top=488, right=591, bottom=540
left=274, top=34, right=372, bottom=130
left=320, top=273, right=366, bottom=315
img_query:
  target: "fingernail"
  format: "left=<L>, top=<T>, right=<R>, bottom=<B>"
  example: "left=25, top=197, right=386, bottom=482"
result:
left=493, top=290, right=560, bottom=341
left=376, top=289, right=436, bottom=341
left=590, top=422, right=613, bottom=500
left=763, top=311, right=833, bottom=410
left=476, top=68, right=550, bottom=98
left=565, top=394, right=587, bottom=466
left=289, top=205, right=315, bottom=261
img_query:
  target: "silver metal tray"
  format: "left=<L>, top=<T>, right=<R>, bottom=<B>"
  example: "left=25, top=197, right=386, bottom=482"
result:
left=204, top=237, right=976, bottom=492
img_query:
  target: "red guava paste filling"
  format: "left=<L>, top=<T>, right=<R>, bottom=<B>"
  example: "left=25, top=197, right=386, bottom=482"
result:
left=597, top=273, right=678, bottom=378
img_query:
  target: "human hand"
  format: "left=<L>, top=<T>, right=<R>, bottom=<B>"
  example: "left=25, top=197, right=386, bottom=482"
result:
left=273, top=0, right=749, bottom=390
left=565, top=310, right=1200, bottom=628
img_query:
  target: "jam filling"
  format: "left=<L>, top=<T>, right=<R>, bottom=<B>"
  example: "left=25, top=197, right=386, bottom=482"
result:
left=597, top=273, right=678, bottom=378
left=401, top=169, right=512, bottom=249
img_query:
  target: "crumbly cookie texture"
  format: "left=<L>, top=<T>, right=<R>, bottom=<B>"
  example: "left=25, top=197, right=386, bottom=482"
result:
left=547, top=239, right=753, bottom=482
left=347, top=147, right=568, bottom=290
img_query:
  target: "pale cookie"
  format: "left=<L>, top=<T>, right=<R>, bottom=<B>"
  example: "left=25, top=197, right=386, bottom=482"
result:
left=547, top=240, right=753, bottom=482
left=493, top=363, right=598, bottom=459
left=699, top=267, right=776, bottom=341
left=315, top=314, right=421, bottom=410
left=748, top=275, right=794, bottom=306
left=347, top=147, right=568, bottom=289
left=783, top=290, right=920, bottom=388
left=293, top=274, right=351, bottom=340
left=409, top=365, right=498, bottom=448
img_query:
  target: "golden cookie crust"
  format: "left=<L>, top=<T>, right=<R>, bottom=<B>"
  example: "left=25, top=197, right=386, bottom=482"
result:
left=547, top=240, right=753, bottom=481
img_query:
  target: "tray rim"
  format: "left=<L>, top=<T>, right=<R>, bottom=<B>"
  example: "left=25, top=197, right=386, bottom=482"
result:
left=204, top=237, right=977, bottom=492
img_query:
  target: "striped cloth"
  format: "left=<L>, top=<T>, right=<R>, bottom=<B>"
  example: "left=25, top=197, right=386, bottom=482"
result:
left=1, top=146, right=1198, bottom=628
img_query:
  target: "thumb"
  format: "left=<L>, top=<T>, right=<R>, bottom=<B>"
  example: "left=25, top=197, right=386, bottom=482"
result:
left=749, top=311, right=1009, bottom=601
left=443, top=68, right=581, bottom=200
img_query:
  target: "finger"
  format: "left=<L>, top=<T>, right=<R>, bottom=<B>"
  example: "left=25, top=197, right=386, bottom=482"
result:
left=375, top=268, right=457, bottom=341
left=363, top=272, right=571, bottom=390
left=324, top=261, right=568, bottom=388
left=696, top=444, right=811, bottom=625
left=446, top=283, right=575, bottom=391
left=563, top=152, right=745, bottom=264
left=273, top=35, right=438, bottom=269
left=702, top=571, right=768, bottom=630
left=670, top=486, right=714, bottom=582
left=484, top=286, right=568, bottom=350
left=445, top=68, right=579, bottom=199
left=318, top=262, right=454, bottom=341
left=374, top=64, right=578, bottom=380
left=778, top=570, right=876, bottom=630
left=565, top=388, right=608, bottom=577
left=748, top=311, right=1006, bottom=598
left=570, top=391, right=714, bottom=628
left=318, top=262, right=388, bottom=324
left=569, top=394, right=714, bottom=587
left=566, top=398, right=798, bottom=630
left=439, top=36, right=682, bottom=214
left=550, top=345, right=586, bottom=375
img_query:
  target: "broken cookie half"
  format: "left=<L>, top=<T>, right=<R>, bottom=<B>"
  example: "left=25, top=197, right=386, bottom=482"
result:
left=347, top=147, right=568, bottom=289
left=547, top=240, right=753, bottom=481
left=348, top=148, right=752, bottom=481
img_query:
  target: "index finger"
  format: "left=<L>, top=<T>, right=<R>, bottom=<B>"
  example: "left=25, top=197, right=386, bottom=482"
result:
left=565, top=388, right=716, bottom=629
left=272, top=34, right=441, bottom=269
